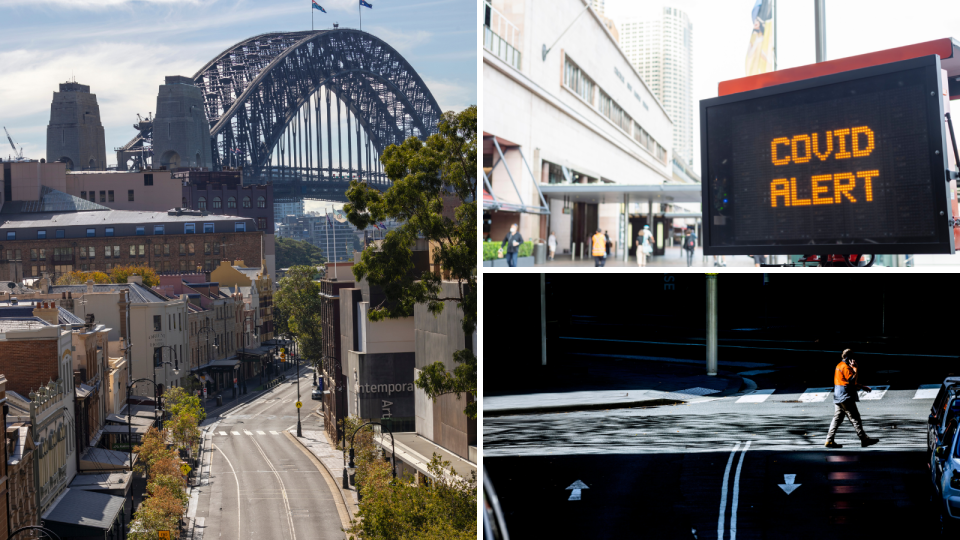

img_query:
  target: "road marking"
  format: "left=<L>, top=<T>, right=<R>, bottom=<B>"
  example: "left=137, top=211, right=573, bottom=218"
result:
left=858, top=385, right=889, bottom=400
left=212, top=443, right=242, bottom=536
left=799, top=388, right=833, bottom=403
left=231, top=431, right=240, bottom=436
left=249, top=435, right=298, bottom=540
left=915, top=384, right=940, bottom=399
left=718, top=442, right=741, bottom=540
left=730, top=441, right=751, bottom=540
left=269, top=431, right=279, bottom=435
left=219, top=431, right=227, bottom=436
left=778, top=473, right=801, bottom=495
left=566, top=479, right=589, bottom=501
left=243, top=430, right=253, bottom=436
left=736, top=389, right=775, bottom=403
left=737, top=369, right=777, bottom=376
left=257, top=431, right=265, bottom=435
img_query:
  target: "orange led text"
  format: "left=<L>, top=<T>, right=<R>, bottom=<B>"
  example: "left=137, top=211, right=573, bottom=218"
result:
left=770, top=170, right=878, bottom=208
left=771, top=127, right=875, bottom=166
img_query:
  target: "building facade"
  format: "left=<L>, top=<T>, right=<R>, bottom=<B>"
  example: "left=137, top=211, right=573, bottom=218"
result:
left=320, top=275, right=354, bottom=443
left=274, top=199, right=305, bottom=220
left=64, top=170, right=181, bottom=212
left=618, top=6, right=694, bottom=166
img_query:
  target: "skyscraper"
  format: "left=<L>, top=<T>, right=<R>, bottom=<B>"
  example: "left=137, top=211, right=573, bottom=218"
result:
left=618, top=6, right=693, bottom=166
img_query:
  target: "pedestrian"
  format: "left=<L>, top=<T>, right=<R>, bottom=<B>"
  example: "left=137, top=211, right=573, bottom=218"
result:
left=683, top=228, right=697, bottom=267
left=499, top=223, right=523, bottom=267
left=548, top=231, right=557, bottom=261
left=604, top=230, right=612, bottom=264
left=825, top=349, right=880, bottom=448
left=591, top=228, right=606, bottom=267
left=713, top=255, right=727, bottom=267
left=751, top=255, right=767, bottom=267
left=636, top=224, right=654, bottom=267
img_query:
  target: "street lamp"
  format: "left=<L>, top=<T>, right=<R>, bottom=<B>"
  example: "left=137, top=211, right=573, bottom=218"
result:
left=196, top=324, right=224, bottom=397
left=346, top=421, right=397, bottom=485
left=240, top=315, right=259, bottom=392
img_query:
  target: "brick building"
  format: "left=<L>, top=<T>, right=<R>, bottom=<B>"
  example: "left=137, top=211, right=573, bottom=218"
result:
left=0, top=374, right=9, bottom=540
left=320, top=275, right=354, bottom=444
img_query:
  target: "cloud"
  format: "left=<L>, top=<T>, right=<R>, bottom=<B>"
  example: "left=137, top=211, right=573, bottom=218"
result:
left=421, top=78, right=474, bottom=114
left=0, top=0, right=205, bottom=8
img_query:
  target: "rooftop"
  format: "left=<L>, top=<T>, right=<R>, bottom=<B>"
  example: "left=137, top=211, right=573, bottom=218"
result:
left=48, top=282, right=172, bottom=304
left=0, top=316, right=52, bottom=331
left=0, top=208, right=254, bottom=229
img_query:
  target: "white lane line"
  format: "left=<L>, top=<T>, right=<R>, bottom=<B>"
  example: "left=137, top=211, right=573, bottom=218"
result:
left=736, top=389, right=775, bottom=403
left=718, top=442, right=742, bottom=540
left=858, top=385, right=889, bottom=400
left=257, top=431, right=266, bottom=435
left=730, top=440, right=751, bottom=540
left=231, top=431, right=240, bottom=436
left=213, top=443, right=242, bottom=536
left=915, top=384, right=941, bottom=399
left=798, top=388, right=833, bottom=403
left=219, top=431, right=227, bottom=436
left=243, top=430, right=253, bottom=436
left=249, top=434, right=298, bottom=540
left=269, top=431, right=279, bottom=435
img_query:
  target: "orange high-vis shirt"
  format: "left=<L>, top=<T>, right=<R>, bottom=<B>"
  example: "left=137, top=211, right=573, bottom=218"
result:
left=591, top=233, right=606, bottom=257
left=834, top=361, right=857, bottom=386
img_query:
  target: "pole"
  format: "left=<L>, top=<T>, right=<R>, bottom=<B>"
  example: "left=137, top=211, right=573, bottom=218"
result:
left=540, top=273, right=547, bottom=366
left=773, top=0, right=778, bottom=70
left=359, top=0, right=362, bottom=32
left=706, top=274, right=718, bottom=376
left=814, top=0, right=826, bottom=63
left=127, top=382, right=133, bottom=472
left=296, top=340, right=303, bottom=437
left=332, top=206, right=339, bottom=278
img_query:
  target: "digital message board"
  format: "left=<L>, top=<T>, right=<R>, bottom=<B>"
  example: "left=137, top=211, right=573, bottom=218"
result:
left=700, top=55, right=954, bottom=255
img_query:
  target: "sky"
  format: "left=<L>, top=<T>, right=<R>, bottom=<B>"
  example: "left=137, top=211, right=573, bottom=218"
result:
left=0, top=0, right=477, bottom=171
left=603, top=0, right=960, bottom=174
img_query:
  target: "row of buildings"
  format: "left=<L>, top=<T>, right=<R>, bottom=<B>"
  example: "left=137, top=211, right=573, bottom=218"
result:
left=319, top=248, right=477, bottom=485
left=483, top=0, right=702, bottom=260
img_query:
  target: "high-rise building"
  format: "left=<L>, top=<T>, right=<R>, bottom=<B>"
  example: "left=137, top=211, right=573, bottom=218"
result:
left=274, top=199, right=305, bottom=220
left=46, top=82, right=107, bottom=171
left=619, top=6, right=694, bottom=166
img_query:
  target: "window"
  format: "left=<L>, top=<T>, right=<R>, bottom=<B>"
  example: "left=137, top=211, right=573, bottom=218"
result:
left=40, top=248, right=46, bottom=261
left=105, top=262, right=112, bottom=271
left=37, top=230, right=46, bottom=239
left=242, top=196, right=251, bottom=208
left=99, top=191, right=106, bottom=202
left=180, top=261, right=187, bottom=271
left=154, top=315, right=162, bottom=331
left=164, top=244, right=170, bottom=256
left=79, top=247, right=86, bottom=259
left=81, top=264, right=89, bottom=271
left=203, top=223, right=214, bottom=233
left=163, top=261, right=171, bottom=272
left=85, top=228, right=95, bottom=237
left=128, top=190, right=134, bottom=201
left=56, top=229, right=64, bottom=238
left=204, top=242, right=211, bottom=255
left=235, top=222, right=246, bottom=232
left=53, top=247, right=73, bottom=262
left=205, top=259, right=213, bottom=271
left=88, top=192, right=95, bottom=202
left=31, top=265, right=37, bottom=276
left=153, top=347, right=162, bottom=368
left=185, top=223, right=195, bottom=234
left=105, top=245, right=112, bottom=258
left=188, top=242, right=195, bottom=255
left=212, top=196, right=222, bottom=209
left=257, top=218, right=266, bottom=230
left=31, top=248, right=37, bottom=261
left=139, top=244, right=145, bottom=257
left=154, top=244, right=162, bottom=257
left=130, top=245, right=136, bottom=257
left=144, top=173, right=154, bottom=186
left=563, top=56, right=596, bottom=105
left=227, top=197, right=236, bottom=208
left=108, top=190, right=114, bottom=202
left=179, top=243, right=186, bottom=255
left=81, top=191, right=86, bottom=199
left=154, top=225, right=164, bottom=235
left=257, top=196, right=266, bottom=208
left=106, top=227, right=115, bottom=237
left=88, top=246, right=95, bottom=258
left=198, top=197, right=207, bottom=210
left=5, top=232, right=13, bottom=240
left=213, top=242, right=219, bottom=254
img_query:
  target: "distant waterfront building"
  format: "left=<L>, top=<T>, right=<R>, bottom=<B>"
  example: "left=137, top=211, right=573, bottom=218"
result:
left=618, top=6, right=694, bottom=166
left=274, top=199, right=305, bottom=220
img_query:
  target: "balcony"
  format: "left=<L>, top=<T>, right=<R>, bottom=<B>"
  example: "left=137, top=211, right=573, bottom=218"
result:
left=484, top=1, right=522, bottom=71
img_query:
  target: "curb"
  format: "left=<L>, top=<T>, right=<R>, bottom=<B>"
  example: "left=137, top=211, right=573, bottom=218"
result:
left=286, top=430, right=355, bottom=531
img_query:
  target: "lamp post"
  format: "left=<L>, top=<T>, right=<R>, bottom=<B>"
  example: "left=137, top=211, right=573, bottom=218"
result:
left=294, top=338, right=303, bottom=437
left=240, top=315, right=258, bottom=393
left=347, top=421, right=397, bottom=482
left=196, top=324, right=222, bottom=398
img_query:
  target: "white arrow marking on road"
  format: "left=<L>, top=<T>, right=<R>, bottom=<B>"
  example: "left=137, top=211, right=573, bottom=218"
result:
left=858, top=385, right=889, bottom=400
left=798, top=388, right=833, bottom=403
left=914, top=384, right=940, bottom=400
left=779, top=474, right=800, bottom=495
left=566, top=480, right=589, bottom=501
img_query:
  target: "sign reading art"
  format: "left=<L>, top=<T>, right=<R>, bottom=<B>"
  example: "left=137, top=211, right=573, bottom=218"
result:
left=700, top=55, right=954, bottom=255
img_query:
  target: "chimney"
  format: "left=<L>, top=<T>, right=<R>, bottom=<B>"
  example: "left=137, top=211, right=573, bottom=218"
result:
left=39, top=273, right=50, bottom=294
left=128, top=274, right=143, bottom=286
left=62, top=291, right=74, bottom=312
left=33, top=301, right=59, bottom=325
left=86, top=279, right=95, bottom=294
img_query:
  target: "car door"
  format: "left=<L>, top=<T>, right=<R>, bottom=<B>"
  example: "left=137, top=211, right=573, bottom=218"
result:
left=933, top=386, right=960, bottom=453
left=936, top=417, right=959, bottom=492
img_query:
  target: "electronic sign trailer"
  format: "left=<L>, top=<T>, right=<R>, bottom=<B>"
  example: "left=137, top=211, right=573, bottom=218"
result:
left=700, top=54, right=960, bottom=265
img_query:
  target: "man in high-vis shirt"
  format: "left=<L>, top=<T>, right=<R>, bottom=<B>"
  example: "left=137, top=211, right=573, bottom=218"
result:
left=825, top=349, right=880, bottom=448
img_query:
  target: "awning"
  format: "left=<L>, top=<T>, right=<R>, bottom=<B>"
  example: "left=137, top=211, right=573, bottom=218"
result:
left=102, top=424, right=149, bottom=435
left=375, top=432, right=476, bottom=481
left=538, top=182, right=703, bottom=204
left=192, top=358, right=241, bottom=372
left=237, top=345, right=273, bottom=361
left=70, top=472, right=132, bottom=496
left=483, top=133, right=550, bottom=215
left=42, top=488, right=125, bottom=537
left=105, top=413, right=155, bottom=427
left=80, top=447, right=131, bottom=472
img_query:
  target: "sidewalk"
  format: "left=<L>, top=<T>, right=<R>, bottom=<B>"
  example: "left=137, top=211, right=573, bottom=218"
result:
left=484, top=357, right=744, bottom=416
left=536, top=246, right=760, bottom=267
left=289, top=414, right=358, bottom=525
left=200, top=360, right=305, bottom=417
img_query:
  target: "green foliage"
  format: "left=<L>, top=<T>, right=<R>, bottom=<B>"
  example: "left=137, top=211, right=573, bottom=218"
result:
left=162, top=386, right=206, bottom=424
left=344, top=106, right=477, bottom=419
left=55, top=270, right=112, bottom=285
left=276, top=236, right=327, bottom=269
left=274, top=265, right=324, bottom=361
left=481, top=241, right=533, bottom=260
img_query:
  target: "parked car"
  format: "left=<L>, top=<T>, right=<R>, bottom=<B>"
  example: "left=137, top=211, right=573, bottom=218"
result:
left=930, top=412, right=960, bottom=533
left=311, top=388, right=323, bottom=400
left=928, top=377, right=960, bottom=454
left=484, top=469, right=510, bottom=540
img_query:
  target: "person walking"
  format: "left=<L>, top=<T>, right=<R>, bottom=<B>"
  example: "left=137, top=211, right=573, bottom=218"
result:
left=591, top=228, right=606, bottom=267
left=825, top=349, right=880, bottom=448
left=499, top=224, right=523, bottom=267
left=751, top=255, right=767, bottom=267
left=548, top=231, right=557, bottom=261
left=604, top=230, right=612, bottom=264
left=682, top=228, right=697, bottom=267
left=636, top=224, right=654, bottom=267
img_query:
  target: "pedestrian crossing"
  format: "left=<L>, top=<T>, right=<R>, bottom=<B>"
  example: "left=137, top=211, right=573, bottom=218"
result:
left=734, top=384, right=939, bottom=404
left=217, top=430, right=283, bottom=436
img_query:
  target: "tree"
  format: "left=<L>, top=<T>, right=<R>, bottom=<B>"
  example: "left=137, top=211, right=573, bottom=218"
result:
left=162, top=386, right=206, bottom=424
left=344, top=106, right=477, bottom=418
left=111, top=264, right=160, bottom=287
left=274, top=265, right=324, bottom=362
left=276, top=236, right=327, bottom=268
left=55, top=270, right=111, bottom=285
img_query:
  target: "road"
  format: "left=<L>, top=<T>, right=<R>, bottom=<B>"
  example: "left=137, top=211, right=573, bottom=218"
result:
left=484, top=360, right=948, bottom=539
left=193, top=365, right=345, bottom=540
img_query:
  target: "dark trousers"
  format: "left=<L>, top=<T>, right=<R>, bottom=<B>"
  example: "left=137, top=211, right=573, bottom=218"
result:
left=506, top=251, right=518, bottom=267
left=686, top=249, right=694, bottom=267
left=594, top=256, right=605, bottom=267
left=827, top=400, right=867, bottom=441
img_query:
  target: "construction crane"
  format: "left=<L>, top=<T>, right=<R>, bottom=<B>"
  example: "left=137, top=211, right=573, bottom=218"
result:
left=3, top=127, right=26, bottom=161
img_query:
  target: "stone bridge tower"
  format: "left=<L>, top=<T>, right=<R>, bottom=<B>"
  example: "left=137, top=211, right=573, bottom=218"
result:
left=46, top=81, right=107, bottom=171
left=152, top=75, right=213, bottom=170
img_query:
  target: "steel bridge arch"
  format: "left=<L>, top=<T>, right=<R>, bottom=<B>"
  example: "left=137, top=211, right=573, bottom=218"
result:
left=193, top=29, right=442, bottom=184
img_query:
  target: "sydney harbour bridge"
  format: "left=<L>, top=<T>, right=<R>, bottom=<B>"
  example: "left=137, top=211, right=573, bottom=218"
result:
left=118, top=28, right=442, bottom=203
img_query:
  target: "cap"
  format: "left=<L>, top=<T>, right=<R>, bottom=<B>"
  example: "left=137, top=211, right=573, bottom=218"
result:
left=643, top=224, right=650, bottom=229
